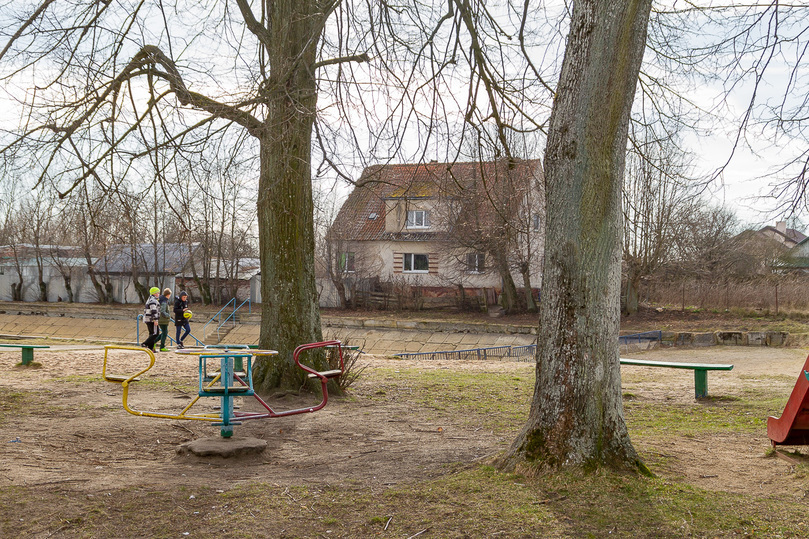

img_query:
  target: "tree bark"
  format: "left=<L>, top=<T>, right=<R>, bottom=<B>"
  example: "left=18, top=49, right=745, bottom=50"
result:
left=252, top=0, right=328, bottom=393
left=497, top=0, right=652, bottom=473
left=63, top=275, right=74, bottom=303
left=492, top=246, right=519, bottom=314
left=11, top=281, right=22, bottom=301
left=623, top=262, right=640, bottom=315
left=87, top=264, right=108, bottom=304
left=519, top=263, right=538, bottom=314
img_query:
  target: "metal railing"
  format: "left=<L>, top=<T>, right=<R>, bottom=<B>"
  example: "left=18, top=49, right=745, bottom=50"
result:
left=619, top=330, right=662, bottom=350
left=202, top=298, right=252, bottom=342
left=510, top=344, right=537, bottom=358
left=395, top=345, right=521, bottom=361
left=395, top=335, right=664, bottom=362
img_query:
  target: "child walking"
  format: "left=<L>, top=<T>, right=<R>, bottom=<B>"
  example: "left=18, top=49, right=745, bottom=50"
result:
left=158, top=288, right=172, bottom=351
left=141, top=287, right=161, bottom=352
left=173, top=290, right=191, bottom=349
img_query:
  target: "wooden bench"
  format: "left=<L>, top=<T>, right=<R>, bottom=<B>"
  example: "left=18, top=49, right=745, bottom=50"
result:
left=620, top=358, right=734, bottom=399
left=0, top=343, right=50, bottom=366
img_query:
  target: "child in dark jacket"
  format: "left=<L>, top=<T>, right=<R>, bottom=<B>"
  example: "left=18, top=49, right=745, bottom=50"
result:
left=158, top=288, right=172, bottom=351
left=173, top=291, right=191, bottom=349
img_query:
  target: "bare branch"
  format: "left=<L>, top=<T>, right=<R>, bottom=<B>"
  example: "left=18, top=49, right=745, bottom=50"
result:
left=234, top=0, right=273, bottom=52
left=313, top=53, right=370, bottom=70
left=0, top=0, right=57, bottom=63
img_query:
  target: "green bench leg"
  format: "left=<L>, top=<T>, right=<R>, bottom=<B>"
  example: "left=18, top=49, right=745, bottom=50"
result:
left=694, top=370, right=708, bottom=399
left=21, top=348, right=34, bottom=366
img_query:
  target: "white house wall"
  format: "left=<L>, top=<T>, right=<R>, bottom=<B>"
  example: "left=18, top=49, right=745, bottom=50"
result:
left=0, top=266, right=178, bottom=304
left=0, top=266, right=98, bottom=302
left=358, top=241, right=503, bottom=288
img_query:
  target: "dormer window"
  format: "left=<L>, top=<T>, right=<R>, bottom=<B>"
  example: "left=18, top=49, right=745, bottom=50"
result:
left=368, top=212, right=378, bottom=220
left=406, top=210, right=429, bottom=229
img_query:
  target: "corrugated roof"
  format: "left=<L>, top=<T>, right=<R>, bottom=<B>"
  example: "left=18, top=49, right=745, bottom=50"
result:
left=93, top=243, right=197, bottom=274
left=330, top=159, right=543, bottom=242
left=175, top=257, right=261, bottom=280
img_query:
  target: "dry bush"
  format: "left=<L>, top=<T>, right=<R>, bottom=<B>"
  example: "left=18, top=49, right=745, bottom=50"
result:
left=326, top=336, right=367, bottom=391
left=641, top=275, right=809, bottom=313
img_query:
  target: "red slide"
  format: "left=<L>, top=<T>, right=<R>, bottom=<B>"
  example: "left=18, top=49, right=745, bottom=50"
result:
left=767, top=353, right=809, bottom=446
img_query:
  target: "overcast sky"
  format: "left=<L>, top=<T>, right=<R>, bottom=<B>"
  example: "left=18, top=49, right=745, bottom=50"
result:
left=0, top=1, right=804, bottom=232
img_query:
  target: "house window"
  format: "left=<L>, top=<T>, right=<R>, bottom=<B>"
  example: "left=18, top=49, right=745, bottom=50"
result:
left=406, top=210, right=430, bottom=229
left=466, top=252, right=485, bottom=273
left=339, top=252, right=355, bottom=273
left=532, top=213, right=541, bottom=232
left=403, top=253, right=429, bottom=273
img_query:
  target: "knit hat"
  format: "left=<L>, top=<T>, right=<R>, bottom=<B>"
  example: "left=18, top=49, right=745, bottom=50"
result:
left=149, top=287, right=160, bottom=295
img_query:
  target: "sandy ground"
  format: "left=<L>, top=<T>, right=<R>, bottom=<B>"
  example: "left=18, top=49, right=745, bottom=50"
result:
left=1, top=345, right=808, bottom=502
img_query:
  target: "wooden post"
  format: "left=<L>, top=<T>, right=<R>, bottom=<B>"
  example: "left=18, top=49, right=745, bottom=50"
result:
left=775, top=283, right=779, bottom=315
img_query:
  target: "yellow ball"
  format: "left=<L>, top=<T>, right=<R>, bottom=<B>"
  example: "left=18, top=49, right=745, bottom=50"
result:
left=183, top=310, right=193, bottom=319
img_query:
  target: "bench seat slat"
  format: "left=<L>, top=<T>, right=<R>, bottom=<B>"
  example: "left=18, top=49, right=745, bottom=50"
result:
left=307, top=369, right=343, bottom=379
left=105, top=375, right=142, bottom=382
left=200, top=387, right=252, bottom=394
left=620, top=359, right=733, bottom=371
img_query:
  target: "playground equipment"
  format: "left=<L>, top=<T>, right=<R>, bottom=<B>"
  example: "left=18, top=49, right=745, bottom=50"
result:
left=102, top=340, right=346, bottom=437
left=767, top=353, right=809, bottom=447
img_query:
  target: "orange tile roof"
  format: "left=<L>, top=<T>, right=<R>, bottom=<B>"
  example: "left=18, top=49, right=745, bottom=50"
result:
left=330, top=159, right=543, bottom=242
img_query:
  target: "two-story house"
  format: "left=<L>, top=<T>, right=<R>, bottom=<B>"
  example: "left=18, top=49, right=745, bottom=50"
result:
left=325, top=159, right=545, bottom=310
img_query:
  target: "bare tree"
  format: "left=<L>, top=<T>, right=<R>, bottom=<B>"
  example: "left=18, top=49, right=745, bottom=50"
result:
left=670, top=202, right=741, bottom=284
left=3, top=208, right=26, bottom=301
left=71, top=185, right=116, bottom=304
left=622, top=127, right=697, bottom=314
left=47, top=209, right=83, bottom=303
left=21, top=190, right=57, bottom=302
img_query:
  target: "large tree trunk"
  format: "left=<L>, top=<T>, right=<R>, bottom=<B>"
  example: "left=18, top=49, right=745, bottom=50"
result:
left=252, top=0, right=327, bottom=393
left=497, top=0, right=652, bottom=473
